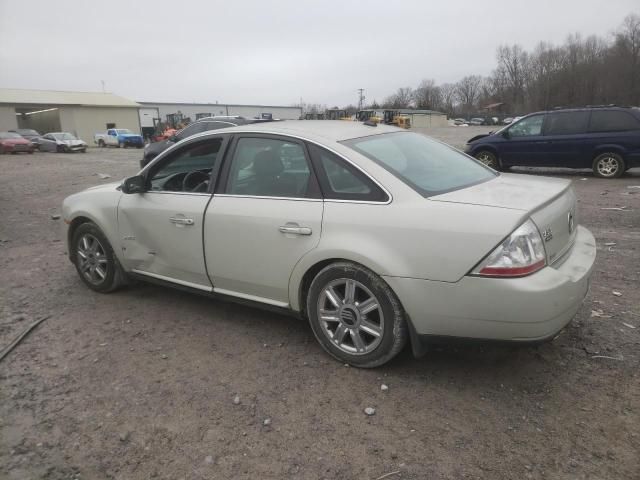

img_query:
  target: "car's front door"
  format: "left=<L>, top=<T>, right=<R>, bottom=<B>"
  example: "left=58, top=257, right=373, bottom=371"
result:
left=499, top=114, right=547, bottom=166
left=204, top=135, right=323, bottom=306
left=40, top=134, right=57, bottom=152
left=117, top=135, right=227, bottom=290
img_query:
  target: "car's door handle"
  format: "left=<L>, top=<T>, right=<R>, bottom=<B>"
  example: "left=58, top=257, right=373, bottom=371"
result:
left=169, top=217, right=194, bottom=226
left=279, top=225, right=312, bottom=235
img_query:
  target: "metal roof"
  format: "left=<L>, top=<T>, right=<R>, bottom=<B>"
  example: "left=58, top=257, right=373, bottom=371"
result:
left=137, top=101, right=301, bottom=110
left=398, top=109, right=446, bottom=115
left=0, top=89, right=140, bottom=107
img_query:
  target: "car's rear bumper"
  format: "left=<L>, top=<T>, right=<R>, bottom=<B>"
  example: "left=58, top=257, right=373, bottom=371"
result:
left=383, top=225, right=596, bottom=342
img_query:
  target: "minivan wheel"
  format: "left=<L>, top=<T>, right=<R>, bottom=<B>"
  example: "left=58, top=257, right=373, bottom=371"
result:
left=593, top=153, right=625, bottom=178
left=72, top=223, right=125, bottom=293
left=475, top=150, right=499, bottom=170
left=306, top=262, right=408, bottom=368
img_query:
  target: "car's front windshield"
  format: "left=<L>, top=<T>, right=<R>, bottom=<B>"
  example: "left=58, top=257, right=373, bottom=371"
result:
left=116, top=129, right=133, bottom=134
left=342, top=132, right=496, bottom=196
left=17, top=129, right=39, bottom=136
left=54, top=133, right=77, bottom=140
left=0, top=132, right=23, bottom=139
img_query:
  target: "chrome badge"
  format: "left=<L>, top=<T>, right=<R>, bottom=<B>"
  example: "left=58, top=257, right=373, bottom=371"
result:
left=568, top=211, right=575, bottom=234
left=542, top=227, right=553, bottom=242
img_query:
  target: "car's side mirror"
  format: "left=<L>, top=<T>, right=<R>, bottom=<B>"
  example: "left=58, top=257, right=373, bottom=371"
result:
left=500, top=130, right=510, bottom=139
left=121, top=175, right=146, bottom=194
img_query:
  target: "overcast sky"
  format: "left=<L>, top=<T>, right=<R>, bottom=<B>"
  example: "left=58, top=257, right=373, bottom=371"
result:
left=1, top=0, right=638, bottom=107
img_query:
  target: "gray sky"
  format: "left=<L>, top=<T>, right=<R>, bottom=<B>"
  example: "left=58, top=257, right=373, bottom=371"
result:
left=1, top=0, right=638, bottom=107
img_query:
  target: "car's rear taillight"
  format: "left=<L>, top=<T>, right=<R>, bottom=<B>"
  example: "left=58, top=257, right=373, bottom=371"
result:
left=472, top=219, right=546, bottom=277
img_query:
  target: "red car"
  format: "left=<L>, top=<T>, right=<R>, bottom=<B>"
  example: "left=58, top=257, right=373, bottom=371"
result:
left=0, top=132, right=35, bottom=154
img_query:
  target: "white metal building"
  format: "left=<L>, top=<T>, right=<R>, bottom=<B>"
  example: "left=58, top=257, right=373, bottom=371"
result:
left=398, top=109, right=448, bottom=128
left=0, top=89, right=141, bottom=142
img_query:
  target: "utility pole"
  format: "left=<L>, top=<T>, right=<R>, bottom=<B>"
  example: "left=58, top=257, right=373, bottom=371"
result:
left=357, top=88, right=365, bottom=111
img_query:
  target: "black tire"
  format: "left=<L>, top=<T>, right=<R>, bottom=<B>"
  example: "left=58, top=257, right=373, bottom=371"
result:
left=56, top=145, right=65, bottom=153
left=306, top=261, right=408, bottom=368
left=81, top=148, right=86, bottom=153
left=71, top=222, right=126, bottom=293
left=98, top=140, right=105, bottom=147
left=474, top=150, right=500, bottom=170
left=592, top=152, right=625, bottom=178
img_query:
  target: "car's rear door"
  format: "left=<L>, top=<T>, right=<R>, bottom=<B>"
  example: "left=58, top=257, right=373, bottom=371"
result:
left=117, top=135, right=228, bottom=290
left=204, top=134, right=323, bottom=306
left=540, top=111, right=590, bottom=167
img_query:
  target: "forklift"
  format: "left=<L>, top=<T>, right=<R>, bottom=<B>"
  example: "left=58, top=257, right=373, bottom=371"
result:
left=383, top=110, right=411, bottom=129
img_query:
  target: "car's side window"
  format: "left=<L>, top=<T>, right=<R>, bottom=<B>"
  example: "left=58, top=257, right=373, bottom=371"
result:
left=589, top=110, right=640, bottom=132
left=148, top=137, right=224, bottom=193
left=307, top=143, right=388, bottom=202
left=225, top=137, right=312, bottom=198
left=544, top=111, right=589, bottom=135
left=177, top=122, right=206, bottom=141
left=508, top=114, right=545, bottom=137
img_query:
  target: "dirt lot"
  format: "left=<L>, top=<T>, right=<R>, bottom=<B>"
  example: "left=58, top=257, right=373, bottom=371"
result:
left=1, top=128, right=639, bottom=480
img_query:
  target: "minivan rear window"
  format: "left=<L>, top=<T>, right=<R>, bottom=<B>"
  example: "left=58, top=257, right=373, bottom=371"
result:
left=545, top=111, right=589, bottom=135
left=589, top=110, right=640, bottom=132
left=342, top=132, right=496, bottom=196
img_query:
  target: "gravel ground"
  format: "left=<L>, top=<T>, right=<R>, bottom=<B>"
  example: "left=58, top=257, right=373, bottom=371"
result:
left=1, top=129, right=639, bottom=480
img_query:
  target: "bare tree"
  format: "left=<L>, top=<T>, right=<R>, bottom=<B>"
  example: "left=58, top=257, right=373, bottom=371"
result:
left=439, top=83, right=458, bottom=115
left=383, top=87, right=414, bottom=108
left=496, top=44, right=529, bottom=111
left=413, top=79, right=442, bottom=110
left=456, top=75, right=482, bottom=113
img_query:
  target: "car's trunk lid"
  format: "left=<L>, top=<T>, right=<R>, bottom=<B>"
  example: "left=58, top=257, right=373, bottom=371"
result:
left=430, top=173, right=577, bottom=265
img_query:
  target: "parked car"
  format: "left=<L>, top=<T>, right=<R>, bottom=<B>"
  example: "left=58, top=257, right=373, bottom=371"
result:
left=38, top=132, right=87, bottom=153
left=141, top=117, right=266, bottom=168
left=95, top=128, right=144, bottom=149
left=453, top=118, right=468, bottom=126
left=469, top=117, right=485, bottom=126
left=62, top=121, right=596, bottom=367
left=465, top=107, right=640, bottom=178
left=9, top=128, right=42, bottom=149
left=0, top=131, right=35, bottom=154
left=502, top=117, right=514, bottom=125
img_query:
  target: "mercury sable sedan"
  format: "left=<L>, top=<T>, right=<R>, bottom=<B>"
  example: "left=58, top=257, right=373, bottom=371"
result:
left=61, top=121, right=596, bottom=367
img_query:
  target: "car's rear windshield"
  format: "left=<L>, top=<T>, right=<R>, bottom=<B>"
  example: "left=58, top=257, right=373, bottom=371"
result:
left=342, top=132, right=496, bottom=196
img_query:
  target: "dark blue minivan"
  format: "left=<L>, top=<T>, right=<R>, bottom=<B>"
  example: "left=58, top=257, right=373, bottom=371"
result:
left=464, top=107, right=640, bottom=178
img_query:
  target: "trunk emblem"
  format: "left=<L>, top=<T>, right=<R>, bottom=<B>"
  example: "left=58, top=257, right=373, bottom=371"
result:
left=568, top=212, right=575, bottom=233
left=542, top=228, right=553, bottom=242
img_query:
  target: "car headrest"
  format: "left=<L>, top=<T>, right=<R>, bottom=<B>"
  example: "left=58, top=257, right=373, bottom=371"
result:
left=253, top=149, right=284, bottom=176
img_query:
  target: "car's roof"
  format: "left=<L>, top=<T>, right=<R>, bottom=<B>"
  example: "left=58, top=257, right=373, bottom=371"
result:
left=525, top=106, right=638, bottom=117
left=206, top=120, right=403, bottom=142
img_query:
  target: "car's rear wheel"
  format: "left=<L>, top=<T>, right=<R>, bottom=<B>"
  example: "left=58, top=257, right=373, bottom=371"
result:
left=72, top=223, right=125, bottom=293
left=306, top=262, right=408, bottom=368
left=474, top=150, right=500, bottom=170
left=593, top=152, right=625, bottom=178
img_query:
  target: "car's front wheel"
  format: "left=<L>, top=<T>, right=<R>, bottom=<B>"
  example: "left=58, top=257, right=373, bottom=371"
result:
left=72, top=223, right=125, bottom=293
left=306, top=262, right=408, bottom=368
left=98, top=139, right=105, bottom=148
left=593, top=152, right=625, bottom=178
left=474, top=150, right=500, bottom=170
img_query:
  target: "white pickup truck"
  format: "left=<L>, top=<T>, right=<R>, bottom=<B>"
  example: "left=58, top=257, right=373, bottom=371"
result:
left=94, top=129, right=144, bottom=148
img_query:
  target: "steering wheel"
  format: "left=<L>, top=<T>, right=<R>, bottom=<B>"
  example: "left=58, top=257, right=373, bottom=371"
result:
left=182, top=170, right=210, bottom=192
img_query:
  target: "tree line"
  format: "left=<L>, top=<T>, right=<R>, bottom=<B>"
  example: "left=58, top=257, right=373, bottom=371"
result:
left=303, top=13, right=639, bottom=118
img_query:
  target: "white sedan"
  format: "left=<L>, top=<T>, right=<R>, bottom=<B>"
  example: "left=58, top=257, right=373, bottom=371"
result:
left=62, top=121, right=596, bottom=367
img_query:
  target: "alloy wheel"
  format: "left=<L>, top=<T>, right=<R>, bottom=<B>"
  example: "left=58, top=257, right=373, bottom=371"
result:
left=596, top=156, right=620, bottom=177
left=476, top=151, right=497, bottom=168
left=316, top=278, right=384, bottom=355
left=77, top=233, right=109, bottom=285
